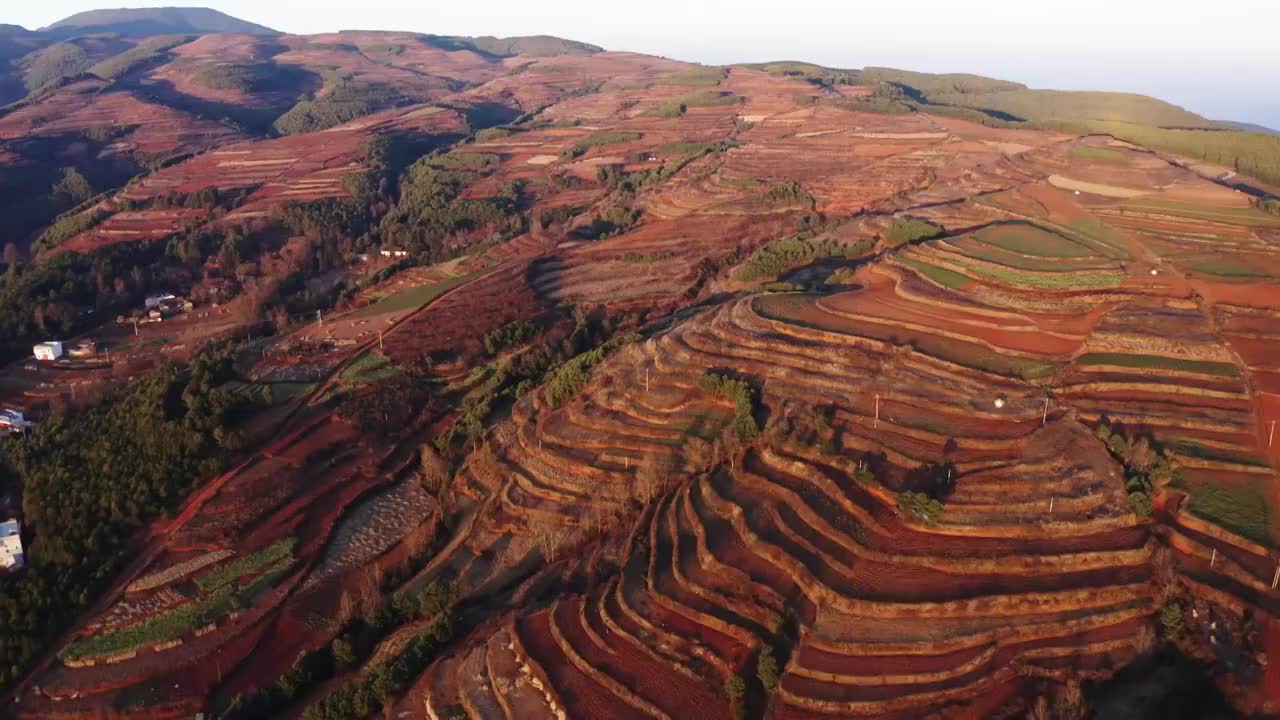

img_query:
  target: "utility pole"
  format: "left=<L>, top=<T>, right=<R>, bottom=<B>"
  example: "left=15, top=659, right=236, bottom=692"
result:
left=1272, top=563, right=1279, bottom=591
left=133, top=319, right=139, bottom=337
left=645, top=367, right=650, bottom=394
left=1042, top=397, right=1050, bottom=425
left=1210, top=548, right=1217, bottom=568
left=874, top=394, right=880, bottom=429
left=317, top=310, right=323, bottom=330
left=378, top=330, right=384, bottom=352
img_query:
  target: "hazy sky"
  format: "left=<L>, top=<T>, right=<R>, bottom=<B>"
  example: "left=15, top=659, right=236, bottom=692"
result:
left=10, top=1, right=1280, bottom=128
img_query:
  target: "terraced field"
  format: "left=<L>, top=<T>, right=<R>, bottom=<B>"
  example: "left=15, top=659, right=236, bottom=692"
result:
left=11, top=40, right=1280, bottom=720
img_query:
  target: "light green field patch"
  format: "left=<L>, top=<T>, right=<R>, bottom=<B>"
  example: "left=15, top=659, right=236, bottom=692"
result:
left=975, top=223, right=1094, bottom=258
left=1064, top=219, right=1132, bottom=259
left=1175, top=477, right=1274, bottom=547
left=1119, top=198, right=1280, bottom=227
left=1076, top=352, right=1241, bottom=377
left=897, top=256, right=973, bottom=288
left=349, top=271, right=479, bottom=320
left=951, top=238, right=1112, bottom=272
left=952, top=260, right=1124, bottom=290
left=1070, top=146, right=1129, bottom=163
left=339, top=352, right=403, bottom=385
left=1185, top=257, right=1272, bottom=278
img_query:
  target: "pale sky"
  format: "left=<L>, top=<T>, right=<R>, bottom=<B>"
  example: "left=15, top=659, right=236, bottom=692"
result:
left=9, top=0, right=1280, bottom=128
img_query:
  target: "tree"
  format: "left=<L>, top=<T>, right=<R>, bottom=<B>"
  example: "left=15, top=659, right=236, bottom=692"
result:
left=52, top=167, right=93, bottom=204
left=419, top=444, right=450, bottom=494
left=757, top=646, right=780, bottom=690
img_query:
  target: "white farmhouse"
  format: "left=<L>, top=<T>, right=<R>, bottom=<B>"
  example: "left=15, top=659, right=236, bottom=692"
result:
left=0, top=409, right=33, bottom=433
left=0, top=520, right=22, bottom=570
left=33, top=341, right=63, bottom=361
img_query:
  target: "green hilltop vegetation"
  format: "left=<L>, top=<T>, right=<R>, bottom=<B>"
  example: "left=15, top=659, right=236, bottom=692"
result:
left=927, top=89, right=1213, bottom=127
left=417, top=34, right=602, bottom=57
left=274, top=80, right=406, bottom=135
left=88, top=36, right=193, bottom=81
left=20, top=38, right=133, bottom=93
left=739, top=60, right=1280, bottom=188
left=858, top=66, right=1026, bottom=96
left=40, top=7, right=278, bottom=37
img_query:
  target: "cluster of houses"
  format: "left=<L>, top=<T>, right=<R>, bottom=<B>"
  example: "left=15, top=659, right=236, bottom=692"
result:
left=32, top=339, right=100, bottom=362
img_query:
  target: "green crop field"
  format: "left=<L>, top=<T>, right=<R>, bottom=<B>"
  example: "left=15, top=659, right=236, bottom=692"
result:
left=1070, top=146, right=1129, bottom=163
left=1076, top=353, right=1241, bottom=377
left=975, top=224, right=1094, bottom=258
left=952, top=260, right=1123, bottom=290
left=1119, top=198, right=1280, bottom=228
left=61, top=539, right=296, bottom=662
left=349, top=272, right=479, bottom=319
left=897, top=257, right=972, bottom=288
left=953, top=239, right=1111, bottom=272
left=1064, top=219, right=1132, bottom=259
left=1179, top=479, right=1274, bottom=548
left=1186, top=258, right=1272, bottom=279
left=339, top=352, right=403, bottom=385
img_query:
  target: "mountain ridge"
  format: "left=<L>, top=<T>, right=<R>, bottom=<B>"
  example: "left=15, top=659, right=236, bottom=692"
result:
left=39, top=6, right=277, bottom=37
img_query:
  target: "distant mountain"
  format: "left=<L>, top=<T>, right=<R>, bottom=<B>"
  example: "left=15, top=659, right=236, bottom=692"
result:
left=0, top=24, right=46, bottom=62
left=40, top=7, right=277, bottom=39
left=1220, top=120, right=1278, bottom=135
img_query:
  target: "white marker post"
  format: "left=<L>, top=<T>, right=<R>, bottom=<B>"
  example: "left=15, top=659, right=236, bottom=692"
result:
left=1272, top=563, right=1280, bottom=591
left=1210, top=548, right=1217, bottom=568
left=645, top=367, right=650, bottom=394
left=378, top=330, right=384, bottom=352
left=1270, top=420, right=1276, bottom=448
left=1049, top=497, right=1054, bottom=514
left=1043, top=397, right=1050, bottom=425
left=874, top=394, right=881, bottom=429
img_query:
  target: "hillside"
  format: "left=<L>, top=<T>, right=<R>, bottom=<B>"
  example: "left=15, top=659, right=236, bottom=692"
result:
left=40, top=6, right=277, bottom=37
left=0, top=28, right=1278, bottom=720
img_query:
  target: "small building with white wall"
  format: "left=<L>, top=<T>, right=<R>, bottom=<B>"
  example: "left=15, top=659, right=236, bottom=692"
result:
left=0, top=409, right=33, bottom=433
left=33, top=341, right=63, bottom=361
left=0, top=520, right=22, bottom=570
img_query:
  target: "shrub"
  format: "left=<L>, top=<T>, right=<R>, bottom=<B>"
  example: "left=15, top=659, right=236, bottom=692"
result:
left=274, top=80, right=404, bottom=135
left=545, top=333, right=640, bottom=408
left=698, top=373, right=759, bottom=443
left=1160, top=603, right=1185, bottom=640
left=883, top=217, right=944, bottom=247
left=898, top=491, right=944, bottom=525
left=34, top=207, right=107, bottom=253
left=474, top=127, right=513, bottom=142
left=22, top=42, right=91, bottom=93
left=757, top=646, right=780, bottom=689
left=735, top=233, right=870, bottom=282
left=484, top=320, right=538, bottom=355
